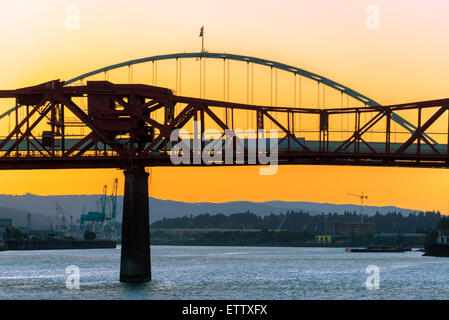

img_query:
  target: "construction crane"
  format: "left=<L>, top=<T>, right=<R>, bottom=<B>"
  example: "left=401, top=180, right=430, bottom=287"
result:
left=347, top=192, right=368, bottom=223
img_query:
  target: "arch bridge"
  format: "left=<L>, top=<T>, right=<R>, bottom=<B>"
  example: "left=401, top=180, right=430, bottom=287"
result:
left=0, top=52, right=447, bottom=282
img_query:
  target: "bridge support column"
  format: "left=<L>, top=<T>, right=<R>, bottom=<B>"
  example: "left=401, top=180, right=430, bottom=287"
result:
left=120, top=167, right=151, bottom=282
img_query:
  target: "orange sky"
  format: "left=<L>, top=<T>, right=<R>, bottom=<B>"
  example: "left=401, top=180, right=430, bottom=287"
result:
left=1, top=0, right=449, bottom=213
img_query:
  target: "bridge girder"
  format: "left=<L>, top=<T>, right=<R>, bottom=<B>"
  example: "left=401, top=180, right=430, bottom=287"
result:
left=0, top=80, right=448, bottom=170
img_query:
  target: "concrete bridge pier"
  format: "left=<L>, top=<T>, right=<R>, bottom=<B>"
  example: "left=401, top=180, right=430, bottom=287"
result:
left=119, top=167, right=151, bottom=282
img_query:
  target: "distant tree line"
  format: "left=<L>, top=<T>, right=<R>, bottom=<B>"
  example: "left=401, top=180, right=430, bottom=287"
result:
left=151, top=229, right=311, bottom=247
left=151, top=210, right=441, bottom=234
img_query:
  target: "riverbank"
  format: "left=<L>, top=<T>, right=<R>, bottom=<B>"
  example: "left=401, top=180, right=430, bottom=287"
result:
left=150, top=229, right=425, bottom=248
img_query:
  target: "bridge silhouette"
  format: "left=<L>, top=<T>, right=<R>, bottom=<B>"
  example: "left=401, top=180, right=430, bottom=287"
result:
left=0, top=52, right=447, bottom=282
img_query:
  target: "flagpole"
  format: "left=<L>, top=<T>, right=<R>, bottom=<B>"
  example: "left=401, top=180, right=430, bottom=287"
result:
left=201, top=26, right=204, bottom=52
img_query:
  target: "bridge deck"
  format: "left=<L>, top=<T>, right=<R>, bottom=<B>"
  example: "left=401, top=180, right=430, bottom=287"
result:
left=0, top=137, right=445, bottom=155
left=0, top=137, right=447, bottom=170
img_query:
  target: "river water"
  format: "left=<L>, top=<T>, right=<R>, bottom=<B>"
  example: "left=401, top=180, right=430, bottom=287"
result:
left=0, top=245, right=448, bottom=299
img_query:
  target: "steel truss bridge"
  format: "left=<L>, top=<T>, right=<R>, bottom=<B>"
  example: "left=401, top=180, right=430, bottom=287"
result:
left=0, top=52, right=447, bottom=282
left=0, top=80, right=448, bottom=169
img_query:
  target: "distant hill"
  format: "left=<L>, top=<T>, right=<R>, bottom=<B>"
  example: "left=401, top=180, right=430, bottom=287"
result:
left=146, top=199, right=424, bottom=223
left=0, top=194, right=426, bottom=227
left=0, top=206, right=52, bottom=229
left=152, top=210, right=440, bottom=234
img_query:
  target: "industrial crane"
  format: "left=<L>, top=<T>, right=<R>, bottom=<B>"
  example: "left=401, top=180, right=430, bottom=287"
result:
left=79, top=179, right=119, bottom=239
left=96, top=178, right=119, bottom=239
left=109, top=178, right=118, bottom=221
left=106, top=178, right=119, bottom=240
left=347, top=192, right=368, bottom=223
left=56, top=202, right=74, bottom=232
left=97, top=184, right=108, bottom=218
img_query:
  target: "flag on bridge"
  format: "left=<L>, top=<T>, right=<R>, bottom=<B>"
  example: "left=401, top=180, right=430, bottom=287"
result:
left=199, top=26, right=205, bottom=52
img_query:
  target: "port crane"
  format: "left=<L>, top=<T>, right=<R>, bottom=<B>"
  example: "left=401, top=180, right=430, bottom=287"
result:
left=108, top=178, right=118, bottom=221
left=56, top=202, right=74, bottom=233
left=97, top=184, right=108, bottom=218
left=79, top=179, right=119, bottom=239
left=104, top=178, right=119, bottom=240
left=98, top=178, right=119, bottom=238
left=347, top=192, right=368, bottom=223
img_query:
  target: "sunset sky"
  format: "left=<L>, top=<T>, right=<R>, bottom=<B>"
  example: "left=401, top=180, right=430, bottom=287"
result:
left=1, top=0, right=449, bottom=214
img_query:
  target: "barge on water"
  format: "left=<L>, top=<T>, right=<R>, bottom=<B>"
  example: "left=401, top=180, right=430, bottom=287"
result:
left=0, top=240, right=116, bottom=251
left=423, top=243, right=449, bottom=257
left=345, top=246, right=407, bottom=253
left=423, top=230, right=449, bottom=257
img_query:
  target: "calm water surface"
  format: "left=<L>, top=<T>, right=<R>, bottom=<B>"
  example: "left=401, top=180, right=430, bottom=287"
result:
left=0, top=245, right=449, bottom=299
